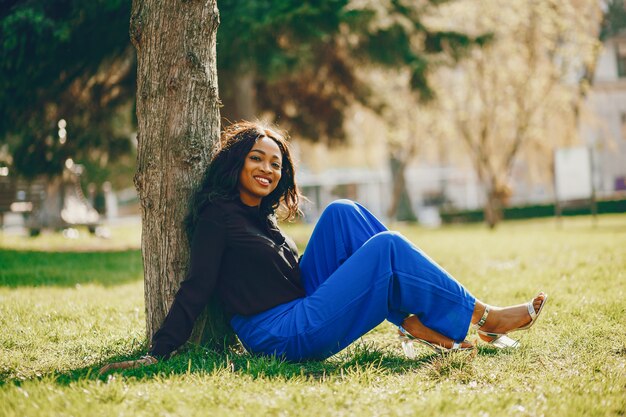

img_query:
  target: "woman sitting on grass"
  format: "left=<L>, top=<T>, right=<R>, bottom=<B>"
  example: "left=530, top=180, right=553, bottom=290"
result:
left=100, top=121, right=547, bottom=373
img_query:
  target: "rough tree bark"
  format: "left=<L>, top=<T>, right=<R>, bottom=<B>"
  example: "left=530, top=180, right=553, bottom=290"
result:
left=130, top=0, right=233, bottom=350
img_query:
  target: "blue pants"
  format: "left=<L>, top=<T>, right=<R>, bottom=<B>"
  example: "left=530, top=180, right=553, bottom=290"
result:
left=230, top=200, right=476, bottom=361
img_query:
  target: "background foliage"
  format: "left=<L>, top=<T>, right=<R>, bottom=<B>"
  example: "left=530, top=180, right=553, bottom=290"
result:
left=0, top=0, right=135, bottom=185
left=0, top=0, right=484, bottom=185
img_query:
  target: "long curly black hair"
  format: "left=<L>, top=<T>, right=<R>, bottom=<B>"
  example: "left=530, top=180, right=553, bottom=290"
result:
left=185, top=121, right=301, bottom=239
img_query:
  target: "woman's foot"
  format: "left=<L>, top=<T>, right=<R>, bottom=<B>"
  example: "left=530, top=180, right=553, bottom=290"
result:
left=400, top=315, right=474, bottom=350
left=473, top=292, right=547, bottom=343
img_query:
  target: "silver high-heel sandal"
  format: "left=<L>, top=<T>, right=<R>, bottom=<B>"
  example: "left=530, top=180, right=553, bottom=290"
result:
left=397, top=326, right=474, bottom=358
left=474, top=293, right=548, bottom=349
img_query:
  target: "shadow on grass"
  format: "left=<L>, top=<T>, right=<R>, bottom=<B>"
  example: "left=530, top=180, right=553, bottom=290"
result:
left=0, top=341, right=514, bottom=388
left=0, top=345, right=444, bottom=387
left=0, top=249, right=142, bottom=287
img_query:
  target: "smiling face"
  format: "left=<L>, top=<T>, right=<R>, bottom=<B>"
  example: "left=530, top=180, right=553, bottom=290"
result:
left=238, top=136, right=283, bottom=207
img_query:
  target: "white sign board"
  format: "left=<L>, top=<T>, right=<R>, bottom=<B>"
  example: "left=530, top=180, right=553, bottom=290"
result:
left=554, top=146, right=593, bottom=201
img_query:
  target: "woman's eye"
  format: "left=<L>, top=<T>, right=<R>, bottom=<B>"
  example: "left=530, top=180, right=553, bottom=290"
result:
left=272, top=163, right=281, bottom=169
left=250, top=155, right=261, bottom=161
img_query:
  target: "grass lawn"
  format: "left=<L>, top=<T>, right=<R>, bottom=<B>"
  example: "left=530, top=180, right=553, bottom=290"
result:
left=0, top=215, right=625, bottom=416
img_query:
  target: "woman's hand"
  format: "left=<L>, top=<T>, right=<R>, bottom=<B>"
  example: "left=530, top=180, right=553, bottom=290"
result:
left=98, top=355, right=158, bottom=376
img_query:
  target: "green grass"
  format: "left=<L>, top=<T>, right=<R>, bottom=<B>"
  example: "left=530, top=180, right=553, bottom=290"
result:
left=0, top=250, right=142, bottom=287
left=1, top=214, right=625, bottom=416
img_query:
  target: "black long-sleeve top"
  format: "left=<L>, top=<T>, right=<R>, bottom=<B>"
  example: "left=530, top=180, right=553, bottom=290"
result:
left=149, top=198, right=306, bottom=359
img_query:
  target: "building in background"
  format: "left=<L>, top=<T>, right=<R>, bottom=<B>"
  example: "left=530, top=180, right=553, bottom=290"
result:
left=580, top=30, right=626, bottom=196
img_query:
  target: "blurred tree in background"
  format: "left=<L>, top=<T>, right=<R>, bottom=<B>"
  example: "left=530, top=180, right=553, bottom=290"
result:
left=0, top=0, right=483, bottom=189
left=579, top=0, right=626, bottom=103
left=436, top=0, right=603, bottom=227
left=601, top=0, right=626, bottom=40
left=0, top=0, right=136, bottom=189
left=218, top=0, right=488, bottom=221
left=218, top=0, right=487, bottom=141
left=378, top=0, right=626, bottom=227
left=1, top=0, right=485, bottom=222
left=2, top=0, right=619, bottom=226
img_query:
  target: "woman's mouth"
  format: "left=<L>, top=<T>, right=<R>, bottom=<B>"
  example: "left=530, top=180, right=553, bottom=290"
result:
left=254, top=176, right=271, bottom=186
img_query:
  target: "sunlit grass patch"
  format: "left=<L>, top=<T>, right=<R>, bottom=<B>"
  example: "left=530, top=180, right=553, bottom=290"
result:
left=0, top=223, right=142, bottom=252
left=0, top=213, right=625, bottom=416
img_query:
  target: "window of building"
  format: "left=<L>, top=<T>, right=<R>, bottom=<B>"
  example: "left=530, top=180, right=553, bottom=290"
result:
left=617, top=42, right=626, bottom=78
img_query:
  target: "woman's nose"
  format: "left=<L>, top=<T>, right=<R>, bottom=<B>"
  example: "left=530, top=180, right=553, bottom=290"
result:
left=260, top=162, right=271, bottom=173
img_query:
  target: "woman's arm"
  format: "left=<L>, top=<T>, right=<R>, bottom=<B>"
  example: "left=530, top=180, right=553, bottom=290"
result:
left=99, top=212, right=226, bottom=374
left=148, top=214, right=226, bottom=358
left=98, top=354, right=158, bottom=375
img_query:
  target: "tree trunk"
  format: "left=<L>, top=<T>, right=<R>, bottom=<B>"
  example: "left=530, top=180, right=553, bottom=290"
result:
left=219, top=70, right=257, bottom=122
left=26, top=177, right=63, bottom=231
left=130, top=0, right=231, bottom=349
left=387, top=132, right=419, bottom=222
left=484, top=178, right=512, bottom=229
left=484, top=189, right=502, bottom=229
left=387, top=153, right=416, bottom=222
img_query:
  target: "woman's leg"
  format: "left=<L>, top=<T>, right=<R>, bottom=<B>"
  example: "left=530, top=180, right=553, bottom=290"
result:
left=233, top=231, right=476, bottom=361
left=300, top=201, right=546, bottom=347
left=298, top=199, right=387, bottom=295
left=401, top=315, right=475, bottom=349
left=470, top=294, right=547, bottom=342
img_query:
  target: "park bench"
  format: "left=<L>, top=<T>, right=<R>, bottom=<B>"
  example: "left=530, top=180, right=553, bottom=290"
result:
left=0, top=165, right=100, bottom=235
left=0, top=175, right=46, bottom=234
